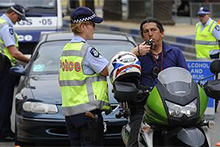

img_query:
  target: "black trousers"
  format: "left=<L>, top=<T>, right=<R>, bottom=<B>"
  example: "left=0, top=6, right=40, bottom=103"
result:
left=127, top=98, right=146, bottom=147
left=0, top=60, right=16, bottom=138
left=65, top=110, right=104, bottom=147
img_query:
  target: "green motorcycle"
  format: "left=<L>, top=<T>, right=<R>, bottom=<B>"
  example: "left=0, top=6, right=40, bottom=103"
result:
left=111, top=58, right=220, bottom=147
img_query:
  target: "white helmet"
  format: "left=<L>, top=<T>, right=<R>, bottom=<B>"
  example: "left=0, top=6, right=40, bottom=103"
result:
left=108, top=51, right=141, bottom=84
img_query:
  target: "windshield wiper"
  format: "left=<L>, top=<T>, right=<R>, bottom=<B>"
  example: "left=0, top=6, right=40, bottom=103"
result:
left=26, top=6, right=53, bottom=12
left=0, top=6, right=10, bottom=9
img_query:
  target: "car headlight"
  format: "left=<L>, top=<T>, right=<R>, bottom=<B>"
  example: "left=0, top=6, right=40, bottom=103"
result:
left=165, top=99, right=197, bottom=118
left=23, top=101, right=58, bottom=114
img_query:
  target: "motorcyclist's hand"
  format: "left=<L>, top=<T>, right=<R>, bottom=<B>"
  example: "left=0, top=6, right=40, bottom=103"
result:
left=131, top=41, right=151, bottom=56
left=137, top=41, right=151, bottom=56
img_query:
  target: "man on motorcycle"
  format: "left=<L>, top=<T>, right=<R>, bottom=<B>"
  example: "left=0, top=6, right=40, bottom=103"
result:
left=129, top=18, right=188, bottom=147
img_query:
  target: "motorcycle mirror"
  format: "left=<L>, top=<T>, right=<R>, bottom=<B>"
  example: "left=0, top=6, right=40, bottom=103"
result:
left=210, top=59, right=220, bottom=75
left=204, top=79, right=220, bottom=100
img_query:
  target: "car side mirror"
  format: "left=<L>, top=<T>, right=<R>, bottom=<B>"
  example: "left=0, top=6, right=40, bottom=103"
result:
left=9, top=64, right=25, bottom=76
left=113, top=81, right=138, bottom=102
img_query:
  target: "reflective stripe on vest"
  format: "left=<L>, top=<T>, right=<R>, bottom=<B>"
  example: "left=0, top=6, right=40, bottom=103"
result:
left=0, top=18, right=18, bottom=66
left=59, top=42, right=110, bottom=116
left=195, top=20, right=220, bottom=59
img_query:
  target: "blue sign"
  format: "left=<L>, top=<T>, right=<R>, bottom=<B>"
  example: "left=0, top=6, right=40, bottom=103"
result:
left=187, top=61, right=214, bottom=108
left=17, top=30, right=41, bottom=42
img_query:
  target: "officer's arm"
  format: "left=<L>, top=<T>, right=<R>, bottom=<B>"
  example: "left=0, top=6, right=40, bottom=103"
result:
left=7, top=45, right=30, bottom=63
left=212, top=25, right=220, bottom=48
left=100, top=66, right=108, bottom=76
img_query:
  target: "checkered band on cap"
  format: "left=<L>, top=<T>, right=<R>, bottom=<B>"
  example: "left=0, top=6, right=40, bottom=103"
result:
left=72, top=14, right=96, bottom=23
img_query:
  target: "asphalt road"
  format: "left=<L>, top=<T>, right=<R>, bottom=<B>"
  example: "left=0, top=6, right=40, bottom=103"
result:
left=0, top=97, right=219, bottom=147
left=210, top=105, right=220, bottom=146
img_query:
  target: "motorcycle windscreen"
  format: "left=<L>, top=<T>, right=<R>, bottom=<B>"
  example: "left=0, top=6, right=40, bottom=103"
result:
left=158, top=67, right=192, bottom=96
left=177, top=127, right=205, bottom=146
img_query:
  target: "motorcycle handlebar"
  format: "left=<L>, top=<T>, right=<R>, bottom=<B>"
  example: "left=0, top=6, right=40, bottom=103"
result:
left=197, top=74, right=215, bottom=86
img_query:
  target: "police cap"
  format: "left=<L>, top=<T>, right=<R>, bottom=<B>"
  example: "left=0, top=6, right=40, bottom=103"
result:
left=70, top=6, right=103, bottom=24
left=11, top=4, right=27, bottom=21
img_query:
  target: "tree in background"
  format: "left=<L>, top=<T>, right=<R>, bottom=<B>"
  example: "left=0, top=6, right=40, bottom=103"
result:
left=84, top=0, right=95, bottom=11
left=102, top=0, right=174, bottom=25
left=127, top=0, right=146, bottom=20
left=103, top=0, right=122, bottom=20
left=153, top=0, right=174, bottom=25
left=68, top=0, right=174, bottom=25
left=70, top=0, right=80, bottom=9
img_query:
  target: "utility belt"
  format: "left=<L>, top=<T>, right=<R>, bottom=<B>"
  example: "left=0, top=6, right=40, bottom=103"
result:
left=82, top=109, right=104, bottom=144
left=0, top=53, right=10, bottom=72
left=210, top=52, right=219, bottom=59
left=210, top=50, right=220, bottom=59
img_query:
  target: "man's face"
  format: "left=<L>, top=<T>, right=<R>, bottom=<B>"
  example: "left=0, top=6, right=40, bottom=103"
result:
left=198, top=14, right=210, bottom=25
left=11, top=12, right=21, bottom=24
left=142, top=22, right=164, bottom=46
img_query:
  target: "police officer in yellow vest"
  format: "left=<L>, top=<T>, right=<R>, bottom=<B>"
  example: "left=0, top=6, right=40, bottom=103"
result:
left=195, top=6, right=220, bottom=112
left=195, top=7, right=220, bottom=59
left=59, top=7, right=110, bottom=146
left=0, top=5, right=30, bottom=142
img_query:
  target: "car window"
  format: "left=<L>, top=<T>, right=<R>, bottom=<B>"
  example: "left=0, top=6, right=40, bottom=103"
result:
left=0, top=0, right=56, bottom=15
left=30, top=40, right=136, bottom=74
left=87, top=40, right=135, bottom=61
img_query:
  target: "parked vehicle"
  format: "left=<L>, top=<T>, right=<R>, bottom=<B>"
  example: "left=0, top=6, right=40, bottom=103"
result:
left=12, top=31, right=137, bottom=146
left=0, top=0, right=66, bottom=54
left=110, top=54, right=220, bottom=146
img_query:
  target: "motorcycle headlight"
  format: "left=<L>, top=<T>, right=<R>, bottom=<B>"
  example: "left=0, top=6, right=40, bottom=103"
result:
left=23, top=101, right=58, bottom=114
left=165, top=99, right=197, bottom=118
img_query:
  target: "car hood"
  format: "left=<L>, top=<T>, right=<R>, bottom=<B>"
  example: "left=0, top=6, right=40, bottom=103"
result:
left=28, top=74, right=62, bottom=104
left=28, top=74, right=117, bottom=104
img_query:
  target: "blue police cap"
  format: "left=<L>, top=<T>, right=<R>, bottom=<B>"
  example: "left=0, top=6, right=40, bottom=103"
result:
left=197, top=7, right=210, bottom=15
left=70, top=7, right=103, bottom=24
left=11, top=4, right=27, bottom=21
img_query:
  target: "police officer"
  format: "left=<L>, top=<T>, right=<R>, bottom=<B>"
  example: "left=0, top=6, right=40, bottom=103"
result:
left=59, top=7, right=110, bottom=146
left=195, top=7, right=220, bottom=112
left=0, top=5, right=30, bottom=142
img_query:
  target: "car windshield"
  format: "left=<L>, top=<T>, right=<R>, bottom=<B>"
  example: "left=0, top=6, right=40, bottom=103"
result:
left=0, top=0, right=56, bottom=16
left=30, top=40, right=135, bottom=75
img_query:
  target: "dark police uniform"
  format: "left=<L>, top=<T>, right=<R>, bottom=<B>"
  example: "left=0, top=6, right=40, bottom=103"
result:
left=0, top=4, right=28, bottom=141
left=0, top=14, right=17, bottom=141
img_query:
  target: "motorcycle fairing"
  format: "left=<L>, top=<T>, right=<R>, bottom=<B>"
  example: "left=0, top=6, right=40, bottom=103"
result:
left=157, top=80, right=198, bottom=106
left=201, top=126, right=212, bottom=147
left=144, top=87, right=168, bottom=125
left=157, top=67, right=198, bottom=105
left=198, top=85, right=209, bottom=118
left=177, top=127, right=205, bottom=147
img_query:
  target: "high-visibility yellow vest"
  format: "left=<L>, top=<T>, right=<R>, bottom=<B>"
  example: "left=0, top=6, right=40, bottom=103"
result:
left=0, top=18, right=18, bottom=66
left=195, top=20, right=220, bottom=59
left=59, top=42, right=110, bottom=116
